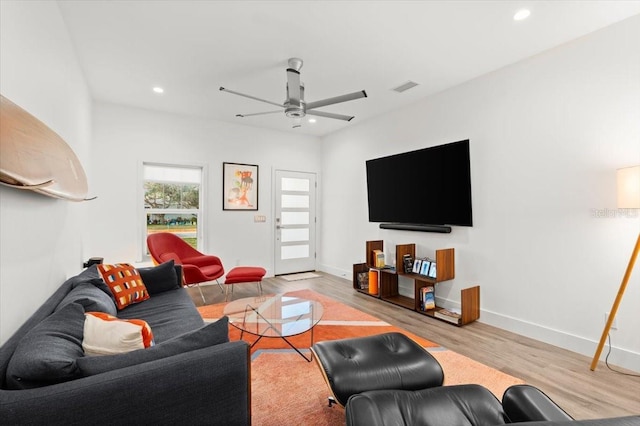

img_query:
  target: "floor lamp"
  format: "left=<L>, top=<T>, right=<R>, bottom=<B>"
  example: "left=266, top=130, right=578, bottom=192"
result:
left=590, top=165, right=640, bottom=371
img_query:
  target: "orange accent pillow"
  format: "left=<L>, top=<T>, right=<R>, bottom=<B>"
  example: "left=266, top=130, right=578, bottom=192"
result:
left=97, top=263, right=150, bottom=310
left=83, top=312, right=154, bottom=356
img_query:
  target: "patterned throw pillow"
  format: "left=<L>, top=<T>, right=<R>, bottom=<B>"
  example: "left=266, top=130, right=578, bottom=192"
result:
left=83, top=312, right=154, bottom=356
left=97, top=263, right=149, bottom=310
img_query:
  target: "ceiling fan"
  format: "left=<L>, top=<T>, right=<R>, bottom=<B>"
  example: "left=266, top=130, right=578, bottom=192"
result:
left=220, top=58, right=367, bottom=128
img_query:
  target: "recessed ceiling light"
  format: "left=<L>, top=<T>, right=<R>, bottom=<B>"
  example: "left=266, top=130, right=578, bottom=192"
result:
left=308, top=118, right=317, bottom=123
left=152, top=87, right=164, bottom=94
left=513, top=9, right=530, bottom=21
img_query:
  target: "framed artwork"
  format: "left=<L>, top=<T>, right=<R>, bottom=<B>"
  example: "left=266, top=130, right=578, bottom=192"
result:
left=412, top=259, right=422, bottom=274
left=428, top=262, right=437, bottom=279
left=420, top=260, right=431, bottom=276
left=223, top=162, right=258, bottom=210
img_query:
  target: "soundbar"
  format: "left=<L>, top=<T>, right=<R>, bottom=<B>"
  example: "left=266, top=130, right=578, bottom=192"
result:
left=379, top=223, right=452, bottom=233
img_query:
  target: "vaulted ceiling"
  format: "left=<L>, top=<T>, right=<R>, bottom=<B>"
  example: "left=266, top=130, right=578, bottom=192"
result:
left=58, top=1, right=640, bottom=136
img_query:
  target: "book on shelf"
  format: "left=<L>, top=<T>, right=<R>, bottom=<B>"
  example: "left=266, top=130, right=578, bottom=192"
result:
left=420, top=286, right=435, bottom=310
left=356, top=271, right=369, bottom=290
left=434, top=308, right=462, bottom=324
left=373, top=249, right=385, bottom=268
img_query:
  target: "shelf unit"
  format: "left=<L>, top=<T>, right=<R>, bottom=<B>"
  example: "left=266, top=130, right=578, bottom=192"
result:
left=353, top=240, right=480, bottom=326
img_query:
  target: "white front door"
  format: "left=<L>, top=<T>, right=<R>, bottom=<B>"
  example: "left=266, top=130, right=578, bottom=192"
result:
left=274, top=170, right=317, bottom=275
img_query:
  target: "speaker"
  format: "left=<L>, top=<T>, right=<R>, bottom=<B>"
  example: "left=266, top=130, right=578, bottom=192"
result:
left=83, top=257, right=104, bottom=268
left=379, top=223, right=452, bottom=233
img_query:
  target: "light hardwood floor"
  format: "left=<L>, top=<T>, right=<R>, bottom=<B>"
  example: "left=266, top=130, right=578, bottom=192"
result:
left=189, top=272, right=640, bottom=420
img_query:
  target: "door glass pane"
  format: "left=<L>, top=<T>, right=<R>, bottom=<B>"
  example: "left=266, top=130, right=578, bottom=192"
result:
left=281, top=211, right=309, bottom=225
left=281, top=177, right=309, bottom=192
left=146, top=213, right=198, bottom=249
left=281, top=194, right=309, bottom=208
left=281, top=244, right=309, bottom=260
left=281, top=228, right=309, bottom=243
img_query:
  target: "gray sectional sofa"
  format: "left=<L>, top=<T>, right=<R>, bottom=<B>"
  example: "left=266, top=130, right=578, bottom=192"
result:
left=0, top=262, right=250, bottom=426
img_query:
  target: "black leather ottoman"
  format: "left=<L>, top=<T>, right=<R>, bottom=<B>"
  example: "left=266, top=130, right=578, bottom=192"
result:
left=310, top=332, right=444, bottom=407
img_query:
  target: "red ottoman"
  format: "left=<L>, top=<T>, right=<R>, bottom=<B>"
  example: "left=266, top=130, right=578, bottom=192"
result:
left=224, top=266, right=266, bottom=301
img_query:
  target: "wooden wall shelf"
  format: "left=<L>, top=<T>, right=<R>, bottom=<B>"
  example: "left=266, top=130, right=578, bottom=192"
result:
left=353, top=240, right=480, bottom=326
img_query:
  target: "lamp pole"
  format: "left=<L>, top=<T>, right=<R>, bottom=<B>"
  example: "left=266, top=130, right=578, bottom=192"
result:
left=590, top=233, right=639, bottom=370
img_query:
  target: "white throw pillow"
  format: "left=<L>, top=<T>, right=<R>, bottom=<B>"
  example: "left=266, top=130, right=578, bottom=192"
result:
left=82, top=312, right=154, bottom=356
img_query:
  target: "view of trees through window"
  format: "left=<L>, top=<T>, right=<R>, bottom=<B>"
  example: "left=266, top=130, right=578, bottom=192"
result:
left=144, top=164, right=202, bottom=251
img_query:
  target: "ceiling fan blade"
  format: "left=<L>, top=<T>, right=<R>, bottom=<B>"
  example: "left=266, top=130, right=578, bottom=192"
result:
left=287, top=69, right=301, bottom=107
left=306, top=90, right=367, bottom=110
left=236, top=110, right=282, bottom=118
left=306, top=110, right=354, bottom=122
left=219, top=87, right=284, bottom=109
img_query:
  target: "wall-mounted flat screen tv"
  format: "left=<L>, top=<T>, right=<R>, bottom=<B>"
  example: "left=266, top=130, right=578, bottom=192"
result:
left=366, top=139, right=473, bottom=227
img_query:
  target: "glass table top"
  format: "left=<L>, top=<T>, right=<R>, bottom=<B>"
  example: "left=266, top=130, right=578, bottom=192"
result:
left=223, top=294, right=324, bottom=338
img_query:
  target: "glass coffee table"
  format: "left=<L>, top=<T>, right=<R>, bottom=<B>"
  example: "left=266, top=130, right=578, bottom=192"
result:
left=223, top=294, right=324, bottom=362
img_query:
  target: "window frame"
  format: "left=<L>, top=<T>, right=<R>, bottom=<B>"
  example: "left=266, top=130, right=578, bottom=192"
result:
left=139, top=161, right=207, bottom=262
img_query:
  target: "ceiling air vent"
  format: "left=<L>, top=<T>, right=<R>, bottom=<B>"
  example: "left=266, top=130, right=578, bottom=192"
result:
left=392, top=81, right=419, bottom=93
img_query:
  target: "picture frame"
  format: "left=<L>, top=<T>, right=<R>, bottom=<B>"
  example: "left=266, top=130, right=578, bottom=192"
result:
left=223, top=162, right=258, bottom=211
left=403, top=254, right=413, bottom=274
left=420, top=260, right=431, bottom=276
left=428, top=261, right=437, bottom=279
left=412, top=259, right=422, bottom=274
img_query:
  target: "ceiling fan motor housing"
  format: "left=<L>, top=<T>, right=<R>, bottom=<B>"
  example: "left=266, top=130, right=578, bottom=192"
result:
left=285, top=82, right=305, bottom=118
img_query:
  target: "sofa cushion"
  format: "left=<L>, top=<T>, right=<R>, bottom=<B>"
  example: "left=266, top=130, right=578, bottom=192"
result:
left=77, top=316, right=229, bottom=376
left=137, top=260, right=181, bottom=295
left=5, top=302, right=86, bottom=389
left=85, top=277, right=118, bottom=304
left=83, top=312, right=155, bottom=355
left=55, top=282, right=117, bottom=315
left=117, top=287, right=204, bottom=342
left=97, top=263, right=150, bottom=310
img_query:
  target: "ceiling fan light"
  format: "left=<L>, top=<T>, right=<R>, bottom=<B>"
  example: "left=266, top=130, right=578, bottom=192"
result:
left=286, top=111, right=305, bottom=118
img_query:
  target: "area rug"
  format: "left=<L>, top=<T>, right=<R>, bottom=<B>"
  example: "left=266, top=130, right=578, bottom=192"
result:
left=198, top=289, right=525, bottom=426
left=279, top=272, right=321, bottom=281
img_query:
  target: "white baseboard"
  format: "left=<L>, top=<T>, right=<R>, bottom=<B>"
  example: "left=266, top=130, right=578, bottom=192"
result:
left=318, top=265, right=640, bottom=373
left=437, top=296, right=640, bottom=374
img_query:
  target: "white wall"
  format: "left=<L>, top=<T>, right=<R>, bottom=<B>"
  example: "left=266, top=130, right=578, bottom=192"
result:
left=1, top=0, right=637, bottom=374
left=319, top=15, right=640, bottom=372
left=87, top=103, right=321, bottom=275
left=0, top=1, right=92, bottom=344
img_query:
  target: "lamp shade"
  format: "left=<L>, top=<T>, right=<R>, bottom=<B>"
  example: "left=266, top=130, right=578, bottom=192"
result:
left=617, top=165, right=640, bottom=209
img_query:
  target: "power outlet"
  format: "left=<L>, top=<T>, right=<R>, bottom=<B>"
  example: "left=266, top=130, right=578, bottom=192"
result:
left=605, top=312, right=618, bottom=330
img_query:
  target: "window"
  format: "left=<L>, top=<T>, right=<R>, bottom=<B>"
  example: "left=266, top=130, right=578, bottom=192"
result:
left=142, top=163, right=203, bottom=258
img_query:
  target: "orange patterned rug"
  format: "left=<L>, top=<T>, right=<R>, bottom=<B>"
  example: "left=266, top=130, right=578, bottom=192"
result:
left=198, top=289, right=524, bottom=426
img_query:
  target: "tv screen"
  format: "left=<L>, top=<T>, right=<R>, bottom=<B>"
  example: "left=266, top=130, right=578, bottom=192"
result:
left=366, top=139, right=472, bottom=227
